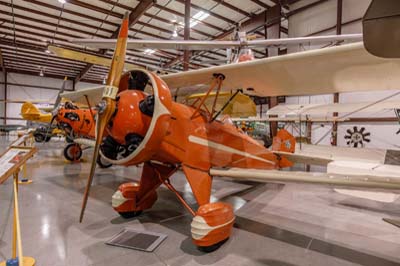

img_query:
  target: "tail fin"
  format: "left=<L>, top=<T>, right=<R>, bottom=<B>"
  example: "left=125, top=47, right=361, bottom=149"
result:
left=272, top=129, right=296, bottom=153
left=21, top=102, right=52, bottom=123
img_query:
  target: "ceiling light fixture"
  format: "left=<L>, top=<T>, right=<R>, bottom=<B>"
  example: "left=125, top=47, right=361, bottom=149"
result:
left=39, top=69, right=44, bottom=77
left=144, top=49, right=156, bottom=55
left=45, top=49, right=51, bottom=54
left=58, top=0, right=66, bottom=4
left=172, top=28, right=178, bottom=38
left=103, top=77, right=106, bottom=85
left=190, top=11, right=209, bottom=28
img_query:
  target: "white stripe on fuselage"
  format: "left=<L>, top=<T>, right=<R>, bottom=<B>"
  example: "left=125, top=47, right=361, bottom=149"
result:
left=188, top=135, right=274, bottom=165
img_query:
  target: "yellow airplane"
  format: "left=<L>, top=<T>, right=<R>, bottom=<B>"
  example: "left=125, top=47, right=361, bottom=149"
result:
left=20, top=102, right=53, bottom=123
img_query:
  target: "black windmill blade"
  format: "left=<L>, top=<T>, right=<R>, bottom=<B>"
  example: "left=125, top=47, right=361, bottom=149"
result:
left=344, top=126, right=371, bottom=148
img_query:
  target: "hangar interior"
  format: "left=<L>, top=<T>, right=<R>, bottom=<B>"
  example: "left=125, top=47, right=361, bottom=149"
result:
left=0, top=0, right=400, bottom=266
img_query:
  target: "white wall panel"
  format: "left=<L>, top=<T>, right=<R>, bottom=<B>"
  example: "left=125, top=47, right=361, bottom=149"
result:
left=289, top=0, right=337, bottom=38
left=0, top=73, right=96, bottom=125
left=342, top=0, right=371, bottom=23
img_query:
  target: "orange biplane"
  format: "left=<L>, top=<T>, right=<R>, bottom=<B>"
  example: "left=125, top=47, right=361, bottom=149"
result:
left=60, top=12, right=400, bottom=251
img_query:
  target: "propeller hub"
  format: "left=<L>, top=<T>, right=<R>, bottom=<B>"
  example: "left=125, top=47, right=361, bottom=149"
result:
left=97, top=100, right=107, bottom=114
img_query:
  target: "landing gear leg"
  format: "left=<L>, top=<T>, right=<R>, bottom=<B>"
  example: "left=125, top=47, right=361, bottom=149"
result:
left=112, top=162, right=177, bottom=218
left=181, top=165, right=234, bottom=251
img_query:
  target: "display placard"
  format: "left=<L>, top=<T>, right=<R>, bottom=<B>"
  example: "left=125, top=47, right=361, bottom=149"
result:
left=0, top=147, right=36, bottom=185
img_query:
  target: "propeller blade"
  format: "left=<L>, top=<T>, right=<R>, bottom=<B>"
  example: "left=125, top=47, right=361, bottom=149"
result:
left=54, top=77, right=68, bottom=110
left=353, top=126, right=358, bottom=132
left=360, top=127, right=365, bottom=133
left=344, top=135, right=351, bottom=139
left=363, top=132, right=371, bottom=137
left=346, top=129, right=353, bottom=134
left=354, top=142, right=358, bottom=148
left=79, top=99, right=116, bottom=222
left=79, top=12, right=129, bottom=223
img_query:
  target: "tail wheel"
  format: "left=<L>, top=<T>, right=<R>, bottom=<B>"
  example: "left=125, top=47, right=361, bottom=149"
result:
left=96, top=155, right=112, bottom=168
left=64, top=143, right=82, bottom=161
left=118, top=210, right=142, bottom=219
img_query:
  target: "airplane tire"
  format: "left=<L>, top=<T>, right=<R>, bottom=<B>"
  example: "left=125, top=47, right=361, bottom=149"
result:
left=34, top=133, right=45, bottom=143
left=96, top=155, right=112, bottom=168
left=198, top=238, right=229, bottom=253
left=64, top=143, right=82, bottom=161
left=118, top=210, right=142, bottom=219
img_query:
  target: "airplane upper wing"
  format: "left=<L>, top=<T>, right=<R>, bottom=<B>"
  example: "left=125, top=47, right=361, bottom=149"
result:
left=60, top=86, right=104, bottom=107
left=161, top=42, right=400, bottom=97
left=267, top=100, right=400, bottom=117
left=71, top=34, right=362, bottom=50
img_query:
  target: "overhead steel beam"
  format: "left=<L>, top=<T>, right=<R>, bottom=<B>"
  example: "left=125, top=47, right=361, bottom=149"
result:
left=265, top=4, right=282, bottom=137
left=287, top=0, right=330, bottom=17
left=213, top=0, right=253, bottom=17
left=174, top=0, right=236, bottom=25
left=4, top=70, right=6, bottom=125
left=7, top=68, right=73, bottom=80
left=111, top=0, right=155, bottom=38
left=163, top=9, right=283, bottom=69
left=0, top=49, right=4, bottom=72
left=251, top=0, right=272, bottom=9
left=266, top=4, right=281, bottom=57
left=76, top=0, right=154, bottom=82
left=332, top=0, right=342, bottom=146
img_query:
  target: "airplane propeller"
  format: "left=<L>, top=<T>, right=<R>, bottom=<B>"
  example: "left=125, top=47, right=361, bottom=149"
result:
left=79, top=12, right=129, bottom=223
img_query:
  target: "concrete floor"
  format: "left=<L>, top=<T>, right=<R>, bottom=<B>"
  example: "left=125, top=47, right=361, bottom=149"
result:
left=0, top=136, right=400, bottom=266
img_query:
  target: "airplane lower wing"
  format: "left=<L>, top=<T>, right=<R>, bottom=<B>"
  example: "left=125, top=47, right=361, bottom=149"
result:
left=275, top=143, right=386, bottom=164
left=210, top=168, right=400, bottom=190
left=216, top=143, right=399, bottom=190
left=161, top=42, right=400, bottom=97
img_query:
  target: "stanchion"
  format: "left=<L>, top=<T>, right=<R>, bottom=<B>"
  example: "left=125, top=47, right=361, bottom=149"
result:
left=0, top=170, right=35, bottom=266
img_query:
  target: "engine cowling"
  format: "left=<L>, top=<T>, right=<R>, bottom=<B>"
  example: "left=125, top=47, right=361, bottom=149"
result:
left=99, top=69, right=173, bottom=166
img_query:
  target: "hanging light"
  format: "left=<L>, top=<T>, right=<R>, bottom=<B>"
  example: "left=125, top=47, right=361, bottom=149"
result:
left=144, top=49, right=156, bottom=55
left=190, top=11, right=209, bottom=28
left=172, top=26, right=178, bottom=37
left=39, top=69, right=44, bottom=77
left=58, top=0, right=66, bottom=4
left=102, top=77, right=106, bottom=85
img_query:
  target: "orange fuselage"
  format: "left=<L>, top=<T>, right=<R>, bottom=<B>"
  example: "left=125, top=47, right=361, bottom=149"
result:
left=56, top=108, right=96, bottom=138
left=107, top=87, right=280, bottom=172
